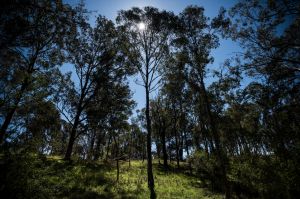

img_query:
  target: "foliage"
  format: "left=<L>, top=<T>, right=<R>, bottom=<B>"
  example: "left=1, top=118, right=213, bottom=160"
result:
left=0, top=1, right=299, bottom=198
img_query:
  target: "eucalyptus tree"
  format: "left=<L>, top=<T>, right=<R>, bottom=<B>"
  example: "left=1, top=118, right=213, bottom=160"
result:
left=211, top=0, right=300, bottom=197
left=116, top=7, right=176, bottom=198
left=151, top=96, right=170, bottom=169
left=17, top=100, right=61, bottom=153
left=0, top=0, right=76, bottom=144
left=160, top=54, right=190, bottom=168
left=109, top=116, right=131, bottom=182
left=216, top=0, right=300, bottom=156
left=173, top=6, right=232, bottom=197
left=56, top=15, right=134, bottom=160
left=87, top=83, right=135, bottom=161
left=130, top=111, right=147, bottom=161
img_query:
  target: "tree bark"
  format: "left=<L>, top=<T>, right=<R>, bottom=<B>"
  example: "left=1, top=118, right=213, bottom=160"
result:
left=64, top=110, right=81, bottom=160
left=145, top=86, right=156, bottom=199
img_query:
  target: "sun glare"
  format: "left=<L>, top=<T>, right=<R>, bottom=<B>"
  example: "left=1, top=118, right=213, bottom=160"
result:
left=138, top=22, right=145, bottom=30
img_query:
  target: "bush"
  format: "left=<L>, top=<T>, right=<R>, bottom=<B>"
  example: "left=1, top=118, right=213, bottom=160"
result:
left=0, top=152, right=52, bottom=199
left=189, top=151, right=300, bottom=199
left=229, top=155, right=299, bottom=199
left=189, top=150, right=225, bottom=193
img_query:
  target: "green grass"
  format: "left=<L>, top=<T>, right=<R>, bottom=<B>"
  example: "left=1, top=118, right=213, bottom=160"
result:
left=1, top=154, right=223, bottom=199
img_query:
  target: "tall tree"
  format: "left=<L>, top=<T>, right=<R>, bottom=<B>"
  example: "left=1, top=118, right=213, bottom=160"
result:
left=151, top=96, right=170, bottom=169
left=0, top=0, right=76, bottom=144
left=116, top=7, right=175, bottom=198
left=56, top=15, right=133, bottom=160
left=174, top=6, right=231, bottom=198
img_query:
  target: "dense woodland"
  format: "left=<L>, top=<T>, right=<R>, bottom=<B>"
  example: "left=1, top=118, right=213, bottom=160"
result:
left=0, top=0, right=299, bottom=198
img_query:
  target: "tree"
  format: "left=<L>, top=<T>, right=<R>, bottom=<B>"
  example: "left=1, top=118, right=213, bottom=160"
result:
left=0, top=0, right=76, bottom=144
left=161, top=54, right=190, bottom=168
left=173, top=6, right=231, bottom=198
left=211, top=0, right=300, bottom=197
left=55, top=15, right=134, bottom=160
left=18, top=100, right=61, bottom=153
left=151, top=96, right=170, bottom=169
left=117, top=7, right=175, bottom=198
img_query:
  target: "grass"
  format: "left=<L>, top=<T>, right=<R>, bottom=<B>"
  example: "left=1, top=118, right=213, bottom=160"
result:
left=1, top=154, right=223, bottom=199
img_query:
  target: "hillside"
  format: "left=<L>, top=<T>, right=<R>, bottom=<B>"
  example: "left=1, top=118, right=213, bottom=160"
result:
left=0, top=154, right=222, bottom=199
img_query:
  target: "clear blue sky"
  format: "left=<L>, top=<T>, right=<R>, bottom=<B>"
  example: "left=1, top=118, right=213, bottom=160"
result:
left=63, top=0, right=241, bottom=113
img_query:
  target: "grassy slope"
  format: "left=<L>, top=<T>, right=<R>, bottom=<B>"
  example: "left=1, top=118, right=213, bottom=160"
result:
left=2, top=154, right=223, bottom=199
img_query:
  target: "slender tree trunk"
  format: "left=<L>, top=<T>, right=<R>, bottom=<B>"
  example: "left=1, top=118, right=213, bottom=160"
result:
left=175, top=131, right=180, bottom=169
left=173, top=118, right=180, bottom=169
left=156, top=140, right=160, bottom=164
left=142, top=144, right=145, bottom=163
left=145, top=86, right=156, bottom=199
left=87, top=131, right=96, bottom=160
left=184, top=130, right=189, bottom=157
left=161, top=126, right=168, bottom=169
left=129, top=132, right=132, bottom=168
left=179, top=131, right=184, bottom=161
left=105, top=135, right=111, bottom=161
left=184, top=130, right=192, bottom=174
left=169, top=142, right=172, bottom=163
left=113, top=135, right=119, bottom=182
left=64, top=110, right=81, bottom=160
left=93, top=132, right=103, bottom=161
left=142, top=136, right=145, bottom=162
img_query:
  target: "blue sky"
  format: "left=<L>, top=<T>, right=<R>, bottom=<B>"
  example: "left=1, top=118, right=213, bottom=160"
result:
left=63, top=0, right=241, bottom=113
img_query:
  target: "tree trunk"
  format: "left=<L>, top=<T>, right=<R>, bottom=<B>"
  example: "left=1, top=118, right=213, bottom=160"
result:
left=156, top=140, right=160, bottom=164
left=129, top=132, right=132, bottom=168
left=184, top=130, right=192, bottom=174
left=161, top=126, right=168, bottom=169
left=105, top=135, right=111, bottom=161
left=64, top=127, right=76, bottom=160
left=93, top=131, right=105, bottom=161
left=173, top=120, right=180, bottom=169
left=0, top=77, right=29, bottom=144
left=113, top=135, right=119, bottom=182
left=145, top=86, right=156, bottom=199
left=169, top=138, right=172, bottom=163
left=179, top=131, right=184, bottom=161
left=87, top=131, right=96, bottom=160
left=64, top=110, right=81, bottom=160
left=175, top=131, right=180, bottom=169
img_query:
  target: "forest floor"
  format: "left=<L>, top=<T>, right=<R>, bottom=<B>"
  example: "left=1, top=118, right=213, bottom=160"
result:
left=1, top=154, right=223, bottom=199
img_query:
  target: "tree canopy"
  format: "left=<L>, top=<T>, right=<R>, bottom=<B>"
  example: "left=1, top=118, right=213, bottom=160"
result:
left=0, top=1, right=299, bottom=199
